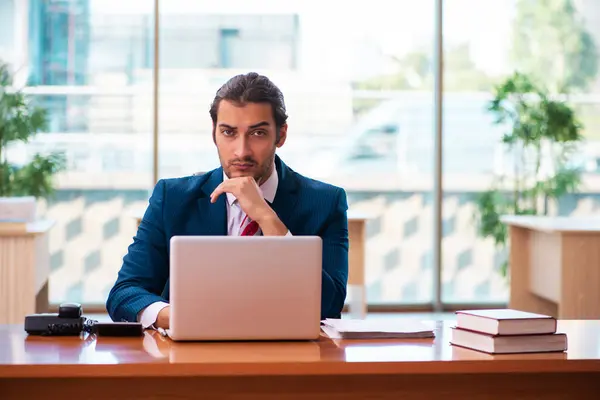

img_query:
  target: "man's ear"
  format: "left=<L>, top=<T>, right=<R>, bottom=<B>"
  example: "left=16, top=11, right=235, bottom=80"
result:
left=212, top=124, right=217, bottom=144
left=276, top=124, right=288, bottom=147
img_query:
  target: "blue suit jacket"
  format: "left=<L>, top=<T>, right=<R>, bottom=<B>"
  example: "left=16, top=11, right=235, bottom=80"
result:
left=106, top=155, right=349, bottom=323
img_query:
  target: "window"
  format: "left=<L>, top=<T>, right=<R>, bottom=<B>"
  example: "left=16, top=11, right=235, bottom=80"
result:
left=3, top=1, right=155, bottom=305
left=219, top=28, right=239, bottom=68
left=5, top=0, right=596, bottom=310
left=442, top=0, right=600, bottom=304
left=158, top=1, right=436, bottom=305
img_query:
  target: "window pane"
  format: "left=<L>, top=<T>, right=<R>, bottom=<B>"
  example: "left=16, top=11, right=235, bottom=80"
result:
left=158, top=0, right=436, bottom=304
left=442, top=0, right=600, bottom=304
left=2, top=0, right=154, bottom=304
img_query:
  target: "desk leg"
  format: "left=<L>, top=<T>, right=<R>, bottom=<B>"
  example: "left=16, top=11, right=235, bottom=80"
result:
left=348, top=220, right=367, bottom=319
left=560, top=234, right=600, bottom=319
left=508, top=226, right=558, bottom=317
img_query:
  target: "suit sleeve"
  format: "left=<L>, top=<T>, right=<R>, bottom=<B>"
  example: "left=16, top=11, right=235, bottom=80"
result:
left=106, top=179, right=170, bottom=322
left=320, top=188, right=350, bottom=319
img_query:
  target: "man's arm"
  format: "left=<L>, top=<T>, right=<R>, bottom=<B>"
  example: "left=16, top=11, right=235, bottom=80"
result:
left=257, top=212, right=291, bottom=236
left=106, top=180, right=170, bottom=323
left=320, top=188, right=349, bottom=319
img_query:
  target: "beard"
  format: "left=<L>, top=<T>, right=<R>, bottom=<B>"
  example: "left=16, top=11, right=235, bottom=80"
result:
left=219, top=150, right=275, bottom=184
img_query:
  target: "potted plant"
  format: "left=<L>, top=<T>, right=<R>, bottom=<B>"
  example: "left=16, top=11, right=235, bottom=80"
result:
left=474, top=71, right=584, bottom=278
left=0, top=60, right=65, bottom=217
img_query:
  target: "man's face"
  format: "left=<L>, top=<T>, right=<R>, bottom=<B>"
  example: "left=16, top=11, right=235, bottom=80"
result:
left=214, top=100, right=287, bottom=181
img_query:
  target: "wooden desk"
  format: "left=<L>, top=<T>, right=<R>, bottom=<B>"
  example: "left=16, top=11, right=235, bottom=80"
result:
left=502, top=215, right=600, bottom=319
left=133, top=209, right=370, bottom=319
left=0, top=220, right=54, bottom=324
left=1, top=320, right=599, bottom=399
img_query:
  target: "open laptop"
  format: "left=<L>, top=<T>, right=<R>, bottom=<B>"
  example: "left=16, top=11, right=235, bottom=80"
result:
left=167, top=235, right=322, bottom=341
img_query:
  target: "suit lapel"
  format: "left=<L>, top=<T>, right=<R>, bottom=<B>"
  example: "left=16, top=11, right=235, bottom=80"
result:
left=197, top=168, right=228, bottom=235
left=269, top=155, right=299, bottom=230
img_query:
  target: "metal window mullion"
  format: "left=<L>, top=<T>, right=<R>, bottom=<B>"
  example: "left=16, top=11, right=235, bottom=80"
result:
left=432, top=0, right=444, bottom=312
left=152, top=0, right=160, bottom=185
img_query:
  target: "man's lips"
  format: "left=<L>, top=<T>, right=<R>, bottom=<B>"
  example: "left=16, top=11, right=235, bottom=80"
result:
left=232, top=163, right=255, bottom=170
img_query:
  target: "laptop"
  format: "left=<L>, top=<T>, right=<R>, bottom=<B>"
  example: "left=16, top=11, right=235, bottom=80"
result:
left=167, top=235, right=322, bottom=341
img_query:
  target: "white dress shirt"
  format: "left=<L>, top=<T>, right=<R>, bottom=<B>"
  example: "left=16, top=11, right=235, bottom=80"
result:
left=138, top=167, right=289, bottom=328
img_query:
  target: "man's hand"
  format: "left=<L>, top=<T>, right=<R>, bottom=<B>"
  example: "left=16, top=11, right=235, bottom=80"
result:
left=210, top=176, right=289, bottom=236
left=156, top=305, right=170, bottom=329
left=210, top=176, right=274, bottom=223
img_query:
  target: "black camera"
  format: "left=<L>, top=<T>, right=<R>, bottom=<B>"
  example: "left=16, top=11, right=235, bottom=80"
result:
left=24, top=302, right=89, bottom=336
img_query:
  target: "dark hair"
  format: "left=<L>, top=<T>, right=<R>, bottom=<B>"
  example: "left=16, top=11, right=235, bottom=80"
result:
left=209, top=72, right=288, bottom=140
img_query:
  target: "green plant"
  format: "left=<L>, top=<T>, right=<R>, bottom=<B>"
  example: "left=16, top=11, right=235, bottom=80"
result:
left=511, top=0, right=598, bottom=93
left=0, top=61, right=65, bottom=198
left=475, top=72, right=584, bottom=277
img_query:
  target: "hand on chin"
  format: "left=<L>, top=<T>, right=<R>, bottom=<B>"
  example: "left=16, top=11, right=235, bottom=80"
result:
left=210, top=175, right=273, bottom=223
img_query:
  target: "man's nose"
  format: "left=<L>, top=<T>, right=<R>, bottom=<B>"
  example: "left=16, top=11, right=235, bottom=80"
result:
left=233, top=135, right=252, bottom=158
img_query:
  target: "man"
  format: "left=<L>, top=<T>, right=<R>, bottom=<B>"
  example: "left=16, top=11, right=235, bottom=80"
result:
left=106, top=72, right=349, bottom=329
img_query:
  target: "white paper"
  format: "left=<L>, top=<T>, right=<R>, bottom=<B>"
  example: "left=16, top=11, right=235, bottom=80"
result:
left=322, top=318, right=433, bottom=333
left=321, top=318, right=435, bottom=339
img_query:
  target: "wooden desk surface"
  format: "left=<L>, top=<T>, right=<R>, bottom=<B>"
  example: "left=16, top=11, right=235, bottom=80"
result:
left=0, top=219, right=55, bottom=237
left=1, top=320, right=599, bottom=379
left=2, top=320, right=600, bottom=399
left=501, top=215, right=600, bottom=233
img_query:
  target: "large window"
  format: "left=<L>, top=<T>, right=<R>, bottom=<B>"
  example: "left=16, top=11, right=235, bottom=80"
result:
left=2, top=0, right=154, bottom=304
left=442, top=0, right=600, bottom=304
left=2, top=0, right=597, bottom=309
left=157, top=1, right=436, bottom=305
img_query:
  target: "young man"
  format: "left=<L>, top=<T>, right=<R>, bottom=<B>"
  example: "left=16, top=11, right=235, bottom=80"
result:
left=106, top=72, right=349, bottom=329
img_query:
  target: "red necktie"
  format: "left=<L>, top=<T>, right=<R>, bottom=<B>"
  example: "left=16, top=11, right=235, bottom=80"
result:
left=240, top=215, right=259, bottom=236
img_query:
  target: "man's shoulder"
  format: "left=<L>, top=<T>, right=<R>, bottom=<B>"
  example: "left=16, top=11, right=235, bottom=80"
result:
left=292, top=170, right=346, bottom=199
left=156, top=170, right=215, bottom=198
left=288, top=170, right=349, bottom=225
left=159, top=172, right=210, bottom=187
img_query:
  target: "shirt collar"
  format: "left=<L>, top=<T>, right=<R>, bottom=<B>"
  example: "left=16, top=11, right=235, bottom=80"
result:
left=223, top=164, right=278, bottom=206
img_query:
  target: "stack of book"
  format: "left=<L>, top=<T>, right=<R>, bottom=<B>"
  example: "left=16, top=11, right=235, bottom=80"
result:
left=450, top=309, right=568, bottom=354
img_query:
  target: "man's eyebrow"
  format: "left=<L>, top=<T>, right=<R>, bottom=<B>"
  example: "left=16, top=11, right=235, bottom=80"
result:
left=217, top=121, right=270, bottom=130
left=249, top=121, right=270, bottom=129
left=218, top=123, right=236, bottom=129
